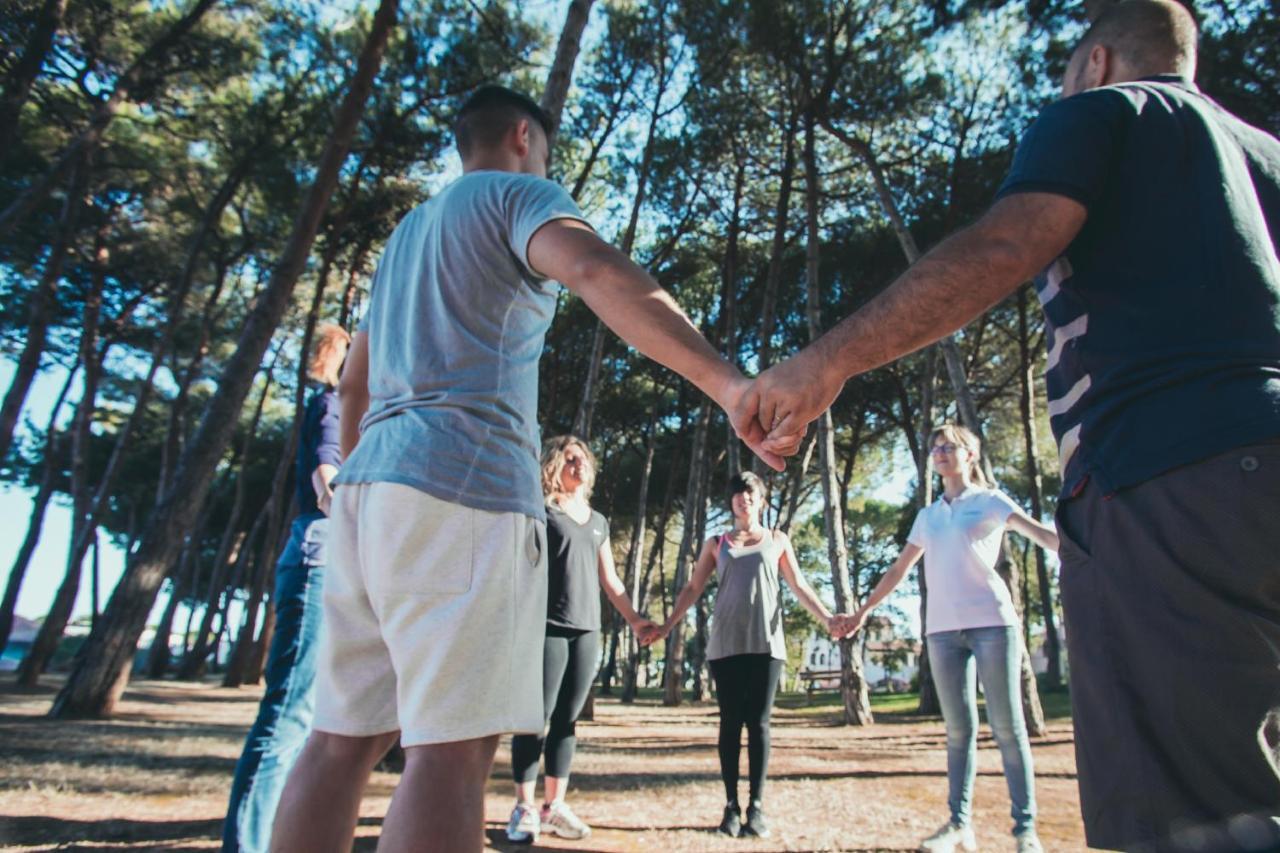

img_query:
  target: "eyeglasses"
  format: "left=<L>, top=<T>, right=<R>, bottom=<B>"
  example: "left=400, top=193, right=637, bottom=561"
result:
left=930, top=443, right=959, bottom=456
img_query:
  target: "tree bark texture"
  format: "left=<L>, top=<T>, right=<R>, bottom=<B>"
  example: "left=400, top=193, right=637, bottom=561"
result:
left=539, top=0, right=596, bottom=141
left=49, top=0, right=399, bottom=718
left=803, top=114, right=872, bottom=725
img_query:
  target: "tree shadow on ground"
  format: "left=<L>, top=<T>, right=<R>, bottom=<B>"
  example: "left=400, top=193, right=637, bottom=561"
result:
left=0, top=815, right=222, bottom=846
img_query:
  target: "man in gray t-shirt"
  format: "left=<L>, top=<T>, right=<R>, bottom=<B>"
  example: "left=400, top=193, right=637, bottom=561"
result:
left=272, top=86, right=779, bottom=853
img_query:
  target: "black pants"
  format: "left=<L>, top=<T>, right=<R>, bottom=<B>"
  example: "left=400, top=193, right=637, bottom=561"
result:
left=1058, top=440, right=1280, bottom=852
left=512, top=626, right=600, bottom=783
left=709, top=654, right=783, bottom=804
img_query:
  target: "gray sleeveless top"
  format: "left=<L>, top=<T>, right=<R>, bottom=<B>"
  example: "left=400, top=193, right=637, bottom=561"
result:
left=706, top=529, right=788, bottom=661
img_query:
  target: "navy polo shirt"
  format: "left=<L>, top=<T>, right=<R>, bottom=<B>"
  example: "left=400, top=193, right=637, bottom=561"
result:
left=997, top=76, right=1280, bottom=497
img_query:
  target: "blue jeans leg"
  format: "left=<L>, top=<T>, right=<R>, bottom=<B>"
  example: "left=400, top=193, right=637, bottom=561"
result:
left=222, top=514, right=328, bottom=853
left=927, top=631, right=978, bottom=829
left=969, top=626, right=1037, bottom=837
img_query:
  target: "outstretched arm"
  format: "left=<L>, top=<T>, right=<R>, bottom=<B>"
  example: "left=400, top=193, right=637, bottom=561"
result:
left=653, top=537, right=719, bottom=644
left=598, top=537, right=661, bottom=643
left=775, top=532, right=837, bottom=632
left=1007, top=511, right=1060, bottom=553
left=841, top=543, right=924, bottom=637
left=526, top=220, right=780, bottom=470
left=757, top=192, right=1087, bottom=443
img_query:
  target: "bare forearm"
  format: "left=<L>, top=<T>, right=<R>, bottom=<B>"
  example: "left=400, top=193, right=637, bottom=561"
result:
left=814, top=224, right=1030, bottom=383
left=859, top=562, right=911, bottom=615
left=665, top=583, right=702, bottom=630
left=573, top=250, right=739, bottom=405
left=791, top=580, right=834, bottom=623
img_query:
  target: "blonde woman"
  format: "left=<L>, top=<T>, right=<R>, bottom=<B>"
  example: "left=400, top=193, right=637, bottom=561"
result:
left=506, top=436, right=661, bottom=843
left=842, top=424, right=1056, bottom=853
left=224, top=323, right=350, bottom=852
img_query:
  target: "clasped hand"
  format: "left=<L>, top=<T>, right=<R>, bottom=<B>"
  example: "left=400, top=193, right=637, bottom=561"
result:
left=722, top=348, right=846, bottom=471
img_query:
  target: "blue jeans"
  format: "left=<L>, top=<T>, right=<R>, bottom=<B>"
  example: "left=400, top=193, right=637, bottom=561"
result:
left=926, top=625, right=1036, bottom=837
left=223, top=513, right=328, bottom=852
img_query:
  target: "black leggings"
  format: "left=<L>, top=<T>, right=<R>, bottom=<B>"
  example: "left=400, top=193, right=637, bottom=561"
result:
left=512, top=626, right=600, bottom=783
left=709, top=654, right=784, bottom=804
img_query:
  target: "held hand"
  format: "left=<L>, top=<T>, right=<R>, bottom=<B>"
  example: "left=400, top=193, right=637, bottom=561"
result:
left=721, top=374, right=788, bottom=471
left=840, top=609, right=869, bottom=639
left=754, top=349, right=845, bottom=452
left=633, top=619, right=662, bottom=646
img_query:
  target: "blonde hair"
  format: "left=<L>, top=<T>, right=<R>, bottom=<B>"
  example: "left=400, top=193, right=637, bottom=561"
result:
left=307, top=323, right=351, bottom=387
left=541, top=435, right=597, bottom=503
left=929, top=423, right=991, bottom=488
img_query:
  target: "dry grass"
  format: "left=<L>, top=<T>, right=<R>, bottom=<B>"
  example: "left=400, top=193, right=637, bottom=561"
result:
left=0, top=677, right=1087, bottom=851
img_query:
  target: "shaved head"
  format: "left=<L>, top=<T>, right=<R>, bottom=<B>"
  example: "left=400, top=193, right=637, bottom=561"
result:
left=1076, top=0, right=1198, bottom=79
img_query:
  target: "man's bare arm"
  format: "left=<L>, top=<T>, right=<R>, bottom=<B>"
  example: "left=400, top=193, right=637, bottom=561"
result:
left=338, top=331, right=371, bottom=459
left=527, top=219, right=781, bottom=470
left=758, top=192, right=1088, bottom=439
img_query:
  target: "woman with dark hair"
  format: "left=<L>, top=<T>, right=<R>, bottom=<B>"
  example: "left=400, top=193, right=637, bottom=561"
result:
left=506, top=435, right=661, bottom=843
left=656, top=471, right=846, bottom=838
left=842, top=424, right=1057, bottom=853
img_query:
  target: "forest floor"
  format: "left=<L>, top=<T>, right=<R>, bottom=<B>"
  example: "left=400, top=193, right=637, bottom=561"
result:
left=0, top=677, right=1086, bottom=851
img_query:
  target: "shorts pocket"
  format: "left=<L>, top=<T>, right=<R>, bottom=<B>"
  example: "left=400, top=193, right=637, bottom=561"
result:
left=369, top=485, right=475, bottom=596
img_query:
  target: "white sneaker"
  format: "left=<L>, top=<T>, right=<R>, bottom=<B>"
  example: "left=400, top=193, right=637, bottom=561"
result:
left=506, top=802, right=540, bottom=843
left=920, top=820, right=977, bottom=852
left=542, top=800, right=592, bottom=839
left=1016, top=832, right=1044, bottom=853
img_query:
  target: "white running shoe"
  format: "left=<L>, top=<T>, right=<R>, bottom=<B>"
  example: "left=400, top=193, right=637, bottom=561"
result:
left=542, top=800, right=592, bottom=839
left=506, top=802, right=540, bottom=843
left=919, top=820, right=978, bottom=852
left=1016, top=832, right=1044, bottom=853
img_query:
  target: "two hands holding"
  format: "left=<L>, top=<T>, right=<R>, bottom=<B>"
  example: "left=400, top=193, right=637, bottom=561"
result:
left=630, top=607, right=873, bottom=647
left=713, top=348, right=846, bottom=472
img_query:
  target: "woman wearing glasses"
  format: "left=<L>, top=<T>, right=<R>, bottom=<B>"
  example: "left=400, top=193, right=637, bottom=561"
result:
left=842, top=424, right=1057, bottom=853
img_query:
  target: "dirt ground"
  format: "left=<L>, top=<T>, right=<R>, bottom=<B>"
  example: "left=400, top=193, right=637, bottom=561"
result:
left=0, top=677, right=1087, bottom=852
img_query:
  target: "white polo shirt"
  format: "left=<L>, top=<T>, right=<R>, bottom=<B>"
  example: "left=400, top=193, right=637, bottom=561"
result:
left=907, top=486, right=1022, bottom=635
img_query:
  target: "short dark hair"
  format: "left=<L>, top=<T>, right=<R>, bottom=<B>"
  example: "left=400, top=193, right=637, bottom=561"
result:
left=454, top=85, right=553, bottom=159
left=728, top=471, right=767, bottom=504
left=1077, top=0, right=1198, bottom=78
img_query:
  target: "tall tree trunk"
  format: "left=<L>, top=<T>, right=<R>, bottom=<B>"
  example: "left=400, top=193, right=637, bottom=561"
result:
left=147, top=509, right=209, bottom=679
left=0, top=158, right=89, bottom=468
left=803, top=114, right=871, bottom=725
left=0, top=369, right=75, bottom=650
left=0, top=0, right=68, bottom=154
left=539, top=0, right=596, bottom=141
left=0, top=0, right=222, bottom=236
left=17, top=227, right=107, bottom=685
left=620, top=415, right=658, bottom=702
left=245, top=595, right=275, bottom=686
left=663, top=404, right=711, bottom=705
left=49, top=0, right=399, bottom=719
left=144, top=573, right=184, bottom=680
left=176, top=352, right=279, bottom=680
left=721, top=154, right=747, bottom=476
left=223, top=518, right=268, bottom=687
left=1017, top=285, right=1061, bottom=688
left=572, top=49, right=669, bottom=438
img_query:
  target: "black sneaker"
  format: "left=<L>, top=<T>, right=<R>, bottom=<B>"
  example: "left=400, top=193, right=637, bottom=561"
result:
left=743, top=800, right=770, bottom=838
left=718, top=802, right=742, bottom=837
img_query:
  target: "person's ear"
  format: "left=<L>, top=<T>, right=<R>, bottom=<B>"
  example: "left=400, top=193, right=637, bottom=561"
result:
left=513, top=118, right=531, bottom=158
left=1087, top=44, right=1111, bottom=88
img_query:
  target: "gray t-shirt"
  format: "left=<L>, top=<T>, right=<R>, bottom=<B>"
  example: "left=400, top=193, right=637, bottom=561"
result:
left=335, top=170, right=591, bottom=520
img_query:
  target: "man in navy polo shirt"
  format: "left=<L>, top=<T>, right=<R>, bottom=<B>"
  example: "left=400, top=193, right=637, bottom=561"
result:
left=751, top=1, right=1280, bottom=849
